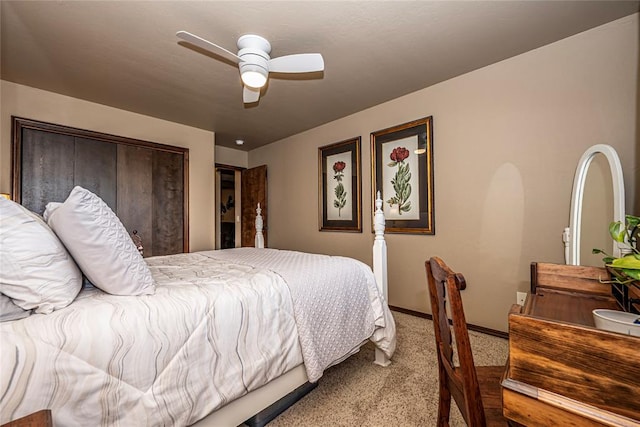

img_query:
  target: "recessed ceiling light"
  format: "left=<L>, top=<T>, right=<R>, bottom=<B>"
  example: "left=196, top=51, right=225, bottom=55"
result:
left=235, top=139, right=244, bottom=146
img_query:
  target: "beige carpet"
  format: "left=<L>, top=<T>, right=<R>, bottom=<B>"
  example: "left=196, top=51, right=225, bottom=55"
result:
left=268, top=311, right=508, bottom=426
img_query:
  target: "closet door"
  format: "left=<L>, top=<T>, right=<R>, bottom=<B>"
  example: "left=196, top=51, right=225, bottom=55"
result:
left=20, top=131, right=118, bottom=214
left=117, top=145, right=154, bottom=254
left=152, top=150, right=184, bottom=256
left=20, top=129, right=75, bottom=215
left=12, top=117, right=188, bottom=256
left=74, top=137, right=117, bottom=210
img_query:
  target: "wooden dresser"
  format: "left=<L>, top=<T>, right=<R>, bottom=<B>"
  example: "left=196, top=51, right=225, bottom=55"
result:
left=502, top=263, right=640, bottom=426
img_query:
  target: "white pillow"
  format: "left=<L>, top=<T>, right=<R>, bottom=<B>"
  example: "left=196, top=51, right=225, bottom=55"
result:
left=0, top=293, right=32, bottom=321
left=44, top=186, right=155, bottom=296
left=0, top=198, right=82, bottom=313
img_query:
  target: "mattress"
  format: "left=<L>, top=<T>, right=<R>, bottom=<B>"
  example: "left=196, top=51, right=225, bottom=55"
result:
left=0, top=248, right=396, bottom=426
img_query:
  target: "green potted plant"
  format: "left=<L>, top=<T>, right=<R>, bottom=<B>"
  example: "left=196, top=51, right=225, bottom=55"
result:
left=593, top=214, right=640, bottom=313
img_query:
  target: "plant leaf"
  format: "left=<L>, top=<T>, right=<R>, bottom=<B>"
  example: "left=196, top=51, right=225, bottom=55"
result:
left=609, top=221, right=626, bottom=243
left=621, top=269, right=640, bottom=280
left=611, top=255, right=640, bottom=269
left=626, top=215, right=640, bottom=228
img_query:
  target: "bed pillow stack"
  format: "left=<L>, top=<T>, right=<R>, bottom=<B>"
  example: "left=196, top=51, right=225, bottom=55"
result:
left=0, top=197, right=82, bottom=314
left=44, top=186, right=156, bottom=296
left=0, top=187, right=156, bottom=320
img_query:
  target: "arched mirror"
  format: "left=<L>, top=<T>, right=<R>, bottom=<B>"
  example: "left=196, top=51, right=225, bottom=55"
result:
left=564, top=144, right=625, bottom=265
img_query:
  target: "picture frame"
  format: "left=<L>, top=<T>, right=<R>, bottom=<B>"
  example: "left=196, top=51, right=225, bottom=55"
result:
left=319, top=137, right=362, bottom=232
left=371, top=116, right=434, bottom=234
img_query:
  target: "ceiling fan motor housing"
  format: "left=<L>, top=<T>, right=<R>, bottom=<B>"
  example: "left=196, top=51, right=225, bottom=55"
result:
left=237, top=34, right=271, bottom=53
left=237, top=35, right=272, bottom=88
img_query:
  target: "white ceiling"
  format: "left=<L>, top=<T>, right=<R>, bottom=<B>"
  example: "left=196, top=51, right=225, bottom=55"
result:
left=2, top=1, right=638, bottom=151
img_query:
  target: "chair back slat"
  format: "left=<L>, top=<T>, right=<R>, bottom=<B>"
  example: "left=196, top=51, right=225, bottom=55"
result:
left=426, top=257, right=487, bottom=427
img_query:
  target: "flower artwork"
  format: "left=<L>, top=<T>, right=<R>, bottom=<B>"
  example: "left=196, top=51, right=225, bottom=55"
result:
left=381, top=135, right=420, bottom=220
left=333, top=161, right=347, bottom=216
left=325, top=151, right=353, bottom=222
left=386, top=147, right=412, bottom=215
left=372, top=116, right=434, bottom=233
left=319, top=137, right=361, bottom=232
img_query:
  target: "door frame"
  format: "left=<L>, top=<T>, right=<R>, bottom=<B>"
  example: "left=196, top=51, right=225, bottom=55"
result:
left=215, top=164, right=244, bottom=249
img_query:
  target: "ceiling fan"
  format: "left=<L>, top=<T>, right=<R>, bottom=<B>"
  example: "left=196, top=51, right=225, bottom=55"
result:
left=176, top=31, right=325, bottom=104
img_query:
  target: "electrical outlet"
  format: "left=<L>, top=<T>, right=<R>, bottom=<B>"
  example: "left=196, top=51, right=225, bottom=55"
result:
left=516, top=292, right=527, bottom=306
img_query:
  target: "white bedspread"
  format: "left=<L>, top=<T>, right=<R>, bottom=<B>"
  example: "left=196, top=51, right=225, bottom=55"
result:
left=208, top=248, right=396, bottom=382
left=0, top=248, right=396, bottom=426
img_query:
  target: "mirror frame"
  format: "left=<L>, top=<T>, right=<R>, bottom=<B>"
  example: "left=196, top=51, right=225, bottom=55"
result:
left=565, top=144, right=625, bottom=265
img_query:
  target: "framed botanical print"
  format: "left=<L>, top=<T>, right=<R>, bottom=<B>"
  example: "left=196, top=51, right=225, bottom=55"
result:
left=371, top=116, right=434, bottom=234
left=319, top=137, right=362, bottom=232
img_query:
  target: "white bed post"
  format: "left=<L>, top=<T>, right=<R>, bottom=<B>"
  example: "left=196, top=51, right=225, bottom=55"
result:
left=373, top=191, right=391, bottom=367
left=373, top=192, right=388, bottom=300
left=255, top=203, right=265, bottom=249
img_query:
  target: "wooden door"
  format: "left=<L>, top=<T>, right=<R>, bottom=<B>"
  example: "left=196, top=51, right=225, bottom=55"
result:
left=241, top=165, right=267, bottom=247
left=13, top=117, right=188, bottom=256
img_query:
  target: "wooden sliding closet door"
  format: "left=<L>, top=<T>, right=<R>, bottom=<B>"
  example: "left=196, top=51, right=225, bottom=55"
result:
left=152, top=150, right=184, bottom=255
left=117, top=145, right=154, bottom=254
left=20, top=129, right=75, bottom=215
left=74, top=137, right=118, bottom=209
left=20, top=131, right=120, bottom=214
left=12, top=117, right=188, bottom=256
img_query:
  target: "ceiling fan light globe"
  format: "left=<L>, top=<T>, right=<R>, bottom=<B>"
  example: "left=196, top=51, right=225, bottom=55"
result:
left=241, top=69, right=268, bottom=89
left=240, top=60, right=268, bottom=89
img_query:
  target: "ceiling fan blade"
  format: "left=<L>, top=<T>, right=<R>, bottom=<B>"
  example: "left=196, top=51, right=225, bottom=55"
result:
left=243, top=86, right=261, bottom=103
left=176, top=31, right=241, bottom=64
left=268, top=54, right=324, bottom=73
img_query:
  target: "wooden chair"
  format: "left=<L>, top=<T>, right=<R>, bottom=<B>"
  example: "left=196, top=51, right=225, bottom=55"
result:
left=425, top=257, right=508, bottom=426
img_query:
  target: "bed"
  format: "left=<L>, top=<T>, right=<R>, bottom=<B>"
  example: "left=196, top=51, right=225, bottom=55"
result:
left=0, top=187, right=396, bottom=426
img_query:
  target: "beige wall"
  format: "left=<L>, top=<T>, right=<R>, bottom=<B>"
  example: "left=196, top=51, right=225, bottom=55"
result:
left=249, top=14, right=639, bottom=332
left=215, top=146, right=249, bottom=169
left=0, top=81, right=216, bottom=252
